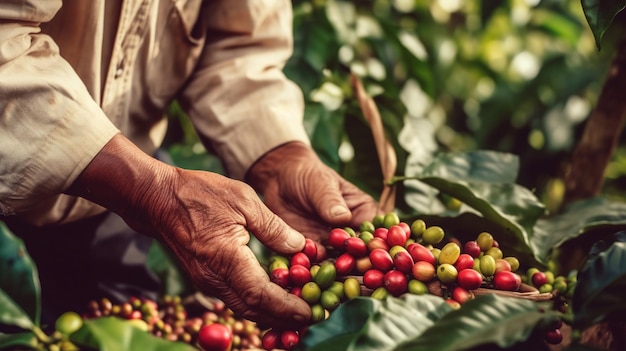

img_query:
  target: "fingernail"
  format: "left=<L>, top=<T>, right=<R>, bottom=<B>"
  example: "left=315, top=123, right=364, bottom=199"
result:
left=286, top=232, right=305, bottom=250
left=294, top=314, right=308, bottom=323
left=329, top=204, right=349, bottom=218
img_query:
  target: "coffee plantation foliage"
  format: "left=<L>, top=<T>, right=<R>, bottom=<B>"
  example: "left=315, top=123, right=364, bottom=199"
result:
left=3, top=0, right=626, bottom=350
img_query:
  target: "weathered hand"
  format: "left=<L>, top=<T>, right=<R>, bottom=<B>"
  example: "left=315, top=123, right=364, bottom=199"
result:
left=67, top=134, right=311, bottom=329
left=247, top=142, right=380, bottom=258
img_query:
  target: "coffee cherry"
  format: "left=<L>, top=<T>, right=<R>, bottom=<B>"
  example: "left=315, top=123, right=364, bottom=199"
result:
left=493, top=271, right=521, bottom=291
left=358, top=231, right=374, bottom=245
left=544, top=328, right=563, bottom=345
left=384, top=270, right=408, bottom=297
left=393, top=251, right=414, bottom=274
left=355, top=256, right=373, bottom=273
left=344, top=237, right=368, bottom=257
left=479, top=255, right=496, bottom=277
left=360, top=220, right=376, bottom=234
left=454, top=254, right=475, bottom=272
left=280, top=330, right=299, bottom=351
left=302, top=238, right=318, bottom=262
left=503, top=257, right=520, bottom=272
left=334, top=253, right=356, bottom=276
left=495, top=259, right=512, bottom=273
left=386, top=225, right=408, bottom=247
left=407, top=243, right=436, bottom=265
left=373, top=227, right=389, bottom=240
left=198, top=324, right=233, bottom=351
left=532, top=272, right=548, bottom=288
left=439, top=242, right=461, bottom=265
left=397, top=222, right=411, bottom=240
left=463, top=241, right=482, bottom=258
left=301, top=282, right=322, bottom=304
left=411, top=261, right=436, bottom=282
left=407, top=279, right=428, bottom=295
left=370, top=287, right=389, bottom=300
left=410, top=219, right=426, bottom=239
left=485, top=247, right=503, bottom=260
left=290, top=252, right=311, bottom=269
left=270, top=267, right=290, bottom=288
left=328, top=228, right=350, bottom=250
left=367, top=237, right=389, bottom=252
left=343, top=277, right=362, bottom=299
left=457, top=268, right=483, bottom=290
left=261, top=329, right=280, bottom=350
left=326, top=281, right=345, bottom=300
left=363, top=269, right=385, bottom=289
left=369, top=249, right=394, bottom=272
left=310, top=304, right=326, bottom=323
left=476, top=232, right=494, bottom=251
left=55, top=311, right=83, bottom=335
left=383, top=212, right=401, bottom=228
left=422, top=226, right=445, bottom=245
left=314, top=262, right=337, bottom=289
left=451, top=286, right=474, bottom=305
left=320, top=291, right=341, bottom=311
left=289, top=264, right=312, bottom=287
left=437, top=263, right=458, bottom=283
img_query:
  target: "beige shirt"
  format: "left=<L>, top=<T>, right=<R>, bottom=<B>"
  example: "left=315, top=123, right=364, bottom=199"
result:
left=0, top=0, right=310, bottom=226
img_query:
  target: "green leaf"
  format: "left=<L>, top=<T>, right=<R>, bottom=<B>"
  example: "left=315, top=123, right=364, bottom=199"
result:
left=399, top=151, right=546, bottom=263
left=0, top=288, right=34, bottom=330
left=0, top=332, right=39, bottom=350
left=305, top=103, right=346, bottom=171
left=299, top=294, right=558, bottom=351
left=572, top=233, right=626, bottom=328
left=297, top=294, right=451, bottom=351
left=70, top=317, right=197, bottom=351
left=146, top=242, right=193, bottom=298
left=531, top=197, right=626, bottom=263
left=419, top=151, right=520, bottom=184
left=0, top=222, right=41, bottom=326
left=581, top=0, right=626, bottom=49
left=398, top=295, right=558, bottom=351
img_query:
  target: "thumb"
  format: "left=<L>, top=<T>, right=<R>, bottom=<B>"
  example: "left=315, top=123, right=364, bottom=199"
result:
left=312, top=186, right=352, bottom=225
left=247, top=202, right=306, bottom=255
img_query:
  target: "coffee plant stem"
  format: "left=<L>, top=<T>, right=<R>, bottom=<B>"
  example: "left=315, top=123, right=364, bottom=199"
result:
left=32, top=326, right=51, bottom=344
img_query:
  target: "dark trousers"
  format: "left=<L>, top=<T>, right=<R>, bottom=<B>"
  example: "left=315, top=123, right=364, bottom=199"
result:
left=5, top=211, right=161, bottom=327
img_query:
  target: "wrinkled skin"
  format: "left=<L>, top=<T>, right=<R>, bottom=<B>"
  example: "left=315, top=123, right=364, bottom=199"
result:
left=248, top=141, right=380, bottom=259
left=67, top=135, right=378, bottom=329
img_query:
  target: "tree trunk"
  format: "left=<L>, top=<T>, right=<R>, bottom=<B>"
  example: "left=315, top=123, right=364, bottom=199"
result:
left=562, top=32, right=626, bottom=205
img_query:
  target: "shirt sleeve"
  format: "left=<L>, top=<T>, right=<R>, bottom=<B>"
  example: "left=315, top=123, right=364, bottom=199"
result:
left=0, top=1, right=120, bottom=216
left=177, top=0, right=311, bottom=180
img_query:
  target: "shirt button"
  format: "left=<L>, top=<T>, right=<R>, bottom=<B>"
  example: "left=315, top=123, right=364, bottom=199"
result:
left=115, top=67, right=123, bottom=78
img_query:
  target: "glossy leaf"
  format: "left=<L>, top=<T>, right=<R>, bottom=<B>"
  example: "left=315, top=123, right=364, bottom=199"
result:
left=298, top=294, right=559, bottom=351
left=70, top=317, right=196, bottom=351
left=397, top=295, right=558, bottom=351
left=572, top=233, right=626, bottom=328
left=0, top=332, right=39, bottom=350
left=0, top=288, right=34, bottom=330
left=0, top=222, right=41, bottom=326
left=297, top=294, right=451, bottom=351
left=581, top=0, right=626, bottom=49
left=398, top=151, right=545, bottom=262
left=531, top=197, right=626, bottom=263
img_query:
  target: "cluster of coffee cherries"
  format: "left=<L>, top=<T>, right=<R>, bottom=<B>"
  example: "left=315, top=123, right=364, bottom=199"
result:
left=261, top=212, right=571, bottom=349
left=81, top=295, right=261, bottom=350
left=521, top=268, right=577, bottom=345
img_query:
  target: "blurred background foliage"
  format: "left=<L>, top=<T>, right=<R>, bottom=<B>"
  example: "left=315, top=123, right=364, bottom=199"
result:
left=163, top=0, right=625, bottom=216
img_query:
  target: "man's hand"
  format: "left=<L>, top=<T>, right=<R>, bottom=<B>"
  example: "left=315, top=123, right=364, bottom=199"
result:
left=67, top=134, right=311, bottom=329
left=247, top=142, right=380, bottom=258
